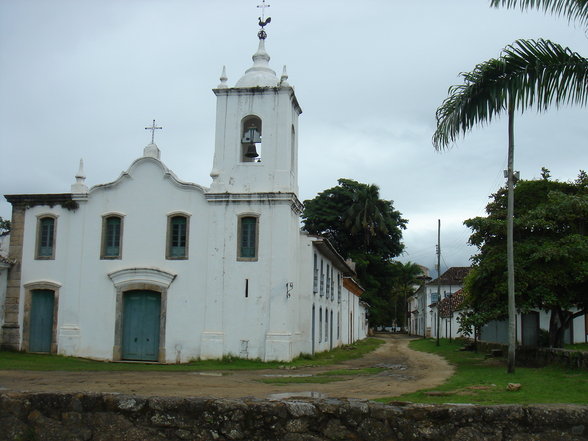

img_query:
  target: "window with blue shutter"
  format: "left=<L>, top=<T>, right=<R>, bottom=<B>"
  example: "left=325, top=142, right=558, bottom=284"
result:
left=101, top=215, right=122, bottom=259
left=239, top=216, right=258, bottom=260
left=167, top=215, right=188, bottom=259
left=37, top=217, right=55, bottom=258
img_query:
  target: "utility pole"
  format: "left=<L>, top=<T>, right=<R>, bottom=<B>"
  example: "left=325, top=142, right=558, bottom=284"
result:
left=506, top=98, right=517, bottom=373
left=436, top=219, right=441, bottom=347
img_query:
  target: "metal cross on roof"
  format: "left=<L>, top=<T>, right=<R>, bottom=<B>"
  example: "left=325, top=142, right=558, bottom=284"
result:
left=257, top=0, right=270, bottom=22
left=145, top=119, right=162, bottom=144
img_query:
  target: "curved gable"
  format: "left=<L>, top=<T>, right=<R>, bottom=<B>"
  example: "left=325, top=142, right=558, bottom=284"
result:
left=89, top=156, right=208, bottom=195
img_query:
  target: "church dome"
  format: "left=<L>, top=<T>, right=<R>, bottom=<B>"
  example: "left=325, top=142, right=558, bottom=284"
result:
left=235, top=39, right=279, bottom=88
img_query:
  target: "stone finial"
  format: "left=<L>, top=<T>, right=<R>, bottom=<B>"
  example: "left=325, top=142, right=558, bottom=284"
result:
left=143, top=119, right=162, bottom=159
left=280, top=65, right=289, bottom=86
left=143, top=143, right=161, bottom=159
left=218, top=66, right=228, bottom=88
left=71, top=158, right=88, bottom=194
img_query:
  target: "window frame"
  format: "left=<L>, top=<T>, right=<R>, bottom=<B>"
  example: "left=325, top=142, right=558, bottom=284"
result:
left=166, top=213, right=190, bottom=260
left=100, top=214, right=124, bottom=260
left=313, top=253, right=318, bottom=294
left=237, top=214, right=259, bottom=261
left=35, top=215, right=57, bottom=260
left=320, top=259, right=324, bottom=296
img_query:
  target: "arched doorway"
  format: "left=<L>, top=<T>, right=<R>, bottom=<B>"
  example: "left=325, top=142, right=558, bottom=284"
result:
left=108, top=267, right=176, bottom=362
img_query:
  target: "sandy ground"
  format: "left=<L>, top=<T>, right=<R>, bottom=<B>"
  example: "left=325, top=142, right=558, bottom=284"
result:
left=0, top=334, right=454, bottom=400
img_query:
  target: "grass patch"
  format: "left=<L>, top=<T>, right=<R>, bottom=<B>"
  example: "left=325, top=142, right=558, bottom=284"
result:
left=565, top=343, right=588, bottom=351
left=0, top=338, right=384, bottom=372
left=380, top=338, right=588, bottom=405
left=290, top=338, right=385, bottom=367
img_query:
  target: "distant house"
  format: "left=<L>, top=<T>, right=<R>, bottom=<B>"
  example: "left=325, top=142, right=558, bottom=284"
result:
left=426, top=266, right=587, bottom=345
left=406, top=266, right=431, bottom=336
left=479, top=310, right=587, bottom=347
left=410, top=267, right=471, bottom=338
left=435, top=288, right=466, bottom=339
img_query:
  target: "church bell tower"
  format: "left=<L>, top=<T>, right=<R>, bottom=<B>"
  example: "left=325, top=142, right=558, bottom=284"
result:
left=208, top=12, right=302, bottom=195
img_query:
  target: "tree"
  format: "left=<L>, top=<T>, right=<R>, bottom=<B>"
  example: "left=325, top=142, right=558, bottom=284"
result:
left=302, top=179, right=408, bottom=326
left=302, top=179, right=406, bottom=259
left=0, top=217, right=10, bottom=237
left=490, top=0, right=588, bottom=27
left=433, top=4, right=588, bottom=371
left=389, top=261, right=425, bottom=330
left=344, top=183, right=390, bottom=250
left=460, top=171, right=588, bottom=348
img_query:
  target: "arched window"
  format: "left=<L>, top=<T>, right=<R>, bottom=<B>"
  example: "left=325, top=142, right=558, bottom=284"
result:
left=241, top=116, right=262, bottom=163
left=36, top=216, right=56, bottom=259
left=167, top=214, right=189, bottom=259
left=101, top=215, right=123, bottom=259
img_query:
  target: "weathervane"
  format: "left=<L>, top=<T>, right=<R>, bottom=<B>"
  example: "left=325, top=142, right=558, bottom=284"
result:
left=257, top=0, right=271, bottom=40
left=145, top=119, right=162, bottom=144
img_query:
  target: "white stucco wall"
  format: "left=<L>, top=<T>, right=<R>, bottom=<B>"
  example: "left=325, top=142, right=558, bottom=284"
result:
left=13, top=157, right=365, bottom=362
left=17, top=158, right=211, bottom=361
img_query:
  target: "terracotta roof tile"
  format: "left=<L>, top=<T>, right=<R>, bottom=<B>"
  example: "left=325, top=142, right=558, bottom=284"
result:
left=428, top=267, right=471, bottom=285
left=438, top=289, right=466, bottom=318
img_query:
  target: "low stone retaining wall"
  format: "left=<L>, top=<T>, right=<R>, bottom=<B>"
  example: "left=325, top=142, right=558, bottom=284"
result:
left=476, top=341, right=588, bottom=369
left=1, top=392, right=587, bottom=441
left=518, top=346, right=588, bottom=369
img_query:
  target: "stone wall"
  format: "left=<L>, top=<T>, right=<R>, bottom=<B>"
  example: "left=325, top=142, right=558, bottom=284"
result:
left=476, top=341, right=588, bottom=369
left=1, top=392, right=587, bottom=441
left=517, top=346, right=588, bottom=369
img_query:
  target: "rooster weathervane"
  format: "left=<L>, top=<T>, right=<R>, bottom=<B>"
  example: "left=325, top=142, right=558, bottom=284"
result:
left=257, top=0, right=271, bottom=40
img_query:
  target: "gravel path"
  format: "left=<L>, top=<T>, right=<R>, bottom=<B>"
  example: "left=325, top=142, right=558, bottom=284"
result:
left=0, top=334, right=453, bottom=400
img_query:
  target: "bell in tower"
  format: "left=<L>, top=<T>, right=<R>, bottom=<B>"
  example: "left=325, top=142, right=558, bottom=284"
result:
left=241, top=118, right=262, bottom=162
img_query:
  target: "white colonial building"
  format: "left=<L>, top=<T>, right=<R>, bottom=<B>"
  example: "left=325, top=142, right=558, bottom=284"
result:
left=0, top=23, right=367, bottom=362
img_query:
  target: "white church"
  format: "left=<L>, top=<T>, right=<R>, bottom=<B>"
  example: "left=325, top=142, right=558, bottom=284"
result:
left=0, top=18, right=368, bottom=362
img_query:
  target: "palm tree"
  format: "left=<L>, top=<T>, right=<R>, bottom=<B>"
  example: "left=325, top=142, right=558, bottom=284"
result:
left=392, top=262, right=425, bottom=331
left=344, top=183, right=389, bottom=250
left=490, top=0, right=588, bottom=26
left=433, top=35, right=588, bottom=372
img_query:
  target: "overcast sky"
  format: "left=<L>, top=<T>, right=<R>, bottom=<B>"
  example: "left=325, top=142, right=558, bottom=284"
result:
left=1, top=0, right=587, bottom=273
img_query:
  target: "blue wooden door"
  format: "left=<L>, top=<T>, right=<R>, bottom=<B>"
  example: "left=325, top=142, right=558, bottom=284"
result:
left=122, top=291, right=161, bottom=361
left=29, top=290, right=54, bottom=353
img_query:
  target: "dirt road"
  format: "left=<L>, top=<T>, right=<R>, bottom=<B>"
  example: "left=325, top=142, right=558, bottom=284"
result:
left=0, top=335, right=453, bottom=400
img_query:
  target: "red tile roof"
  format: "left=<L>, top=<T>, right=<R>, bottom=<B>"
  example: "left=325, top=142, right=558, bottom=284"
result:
left=437, top=289, right=466, bottom=318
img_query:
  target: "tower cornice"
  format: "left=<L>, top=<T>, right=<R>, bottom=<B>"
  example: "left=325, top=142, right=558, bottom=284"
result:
left=212, top=86, right=302, bottom=115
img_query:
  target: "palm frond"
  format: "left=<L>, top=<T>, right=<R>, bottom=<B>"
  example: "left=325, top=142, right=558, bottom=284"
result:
left=433, top=38, right=588, bottom=150
left=490, top=0, right=588, bottom=27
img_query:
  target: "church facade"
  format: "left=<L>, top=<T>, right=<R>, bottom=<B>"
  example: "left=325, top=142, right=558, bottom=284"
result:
left=0, top=25, right=368, bottom=362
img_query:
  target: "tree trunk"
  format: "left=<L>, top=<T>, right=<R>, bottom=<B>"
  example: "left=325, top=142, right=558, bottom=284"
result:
left=506, top=98, right=516, bottom=374
left=549, top=308, right=564, bottom=348
left=549, top=308, right=575, bottom=348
